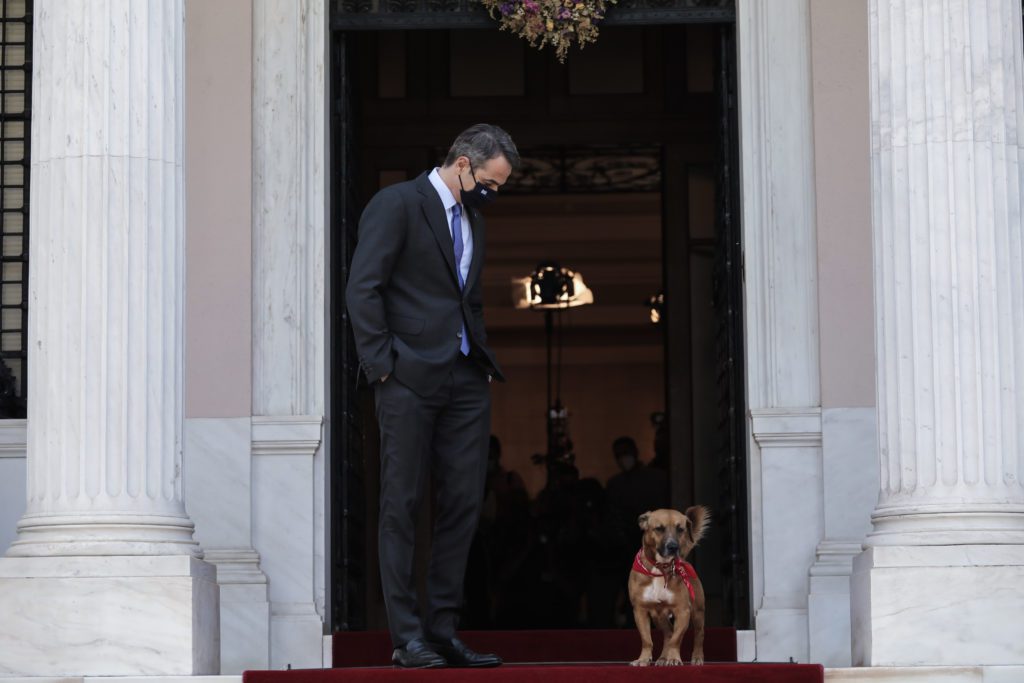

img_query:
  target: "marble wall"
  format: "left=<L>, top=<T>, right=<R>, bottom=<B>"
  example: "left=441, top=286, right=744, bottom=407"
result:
left=180, top=0, right=331, bottom=672
left=809, top=408, right=877, bottom=666
left=807, top=0, right=876, bottom=667
left=183, top=0, right=271, bottom=673
left=251, top=416, right=325, bottom=669
left=184, top=0, right=254, bottom=419
left=737, top=0, right=824, bottom=664
left=184, top=418, right=270, bottom=673
left=250, top=0, right=329, bottom=669
left=0, top=0, right=928, bottom=673
left=0, top=422, right=26, bottom=557
left=4, top=0, right=332, bottom=672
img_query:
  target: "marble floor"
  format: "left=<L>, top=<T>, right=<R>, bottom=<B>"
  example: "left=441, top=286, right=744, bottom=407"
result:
left=825, top=666, right=1024, bottom=683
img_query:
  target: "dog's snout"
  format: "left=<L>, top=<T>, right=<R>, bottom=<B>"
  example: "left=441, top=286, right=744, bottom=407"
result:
left=665, top=539, right=680, bottom=553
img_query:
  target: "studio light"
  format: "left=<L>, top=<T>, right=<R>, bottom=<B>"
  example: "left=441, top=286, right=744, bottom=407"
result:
left=512, top=262, right=594, bottom=310
left=511, top=261, right=594, bottom=474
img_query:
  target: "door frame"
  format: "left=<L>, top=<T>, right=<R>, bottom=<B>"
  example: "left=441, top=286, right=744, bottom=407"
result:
left=325, top=10, right=753, bottom=632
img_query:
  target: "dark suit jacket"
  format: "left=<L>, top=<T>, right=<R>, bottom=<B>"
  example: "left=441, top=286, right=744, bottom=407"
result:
left=345, top=171, right=504, bottom=397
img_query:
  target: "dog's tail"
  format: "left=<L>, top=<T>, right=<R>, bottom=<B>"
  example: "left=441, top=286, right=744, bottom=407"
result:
left=685, top=505, right=711, bottom=545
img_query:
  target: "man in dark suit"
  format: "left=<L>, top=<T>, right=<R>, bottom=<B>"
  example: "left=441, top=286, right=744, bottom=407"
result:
left=345, top=124, right=518, bottom=669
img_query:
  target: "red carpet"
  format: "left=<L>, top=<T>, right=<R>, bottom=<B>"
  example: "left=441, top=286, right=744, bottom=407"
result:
left=332, top=629, right=738, bottom=667
left=244, top=630, right=822, bottom=683
left=244, top=663, right=824, bottom=683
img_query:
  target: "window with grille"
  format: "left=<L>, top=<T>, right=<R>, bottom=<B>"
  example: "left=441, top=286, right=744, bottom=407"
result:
left=0, top=0, right=29, bottom=419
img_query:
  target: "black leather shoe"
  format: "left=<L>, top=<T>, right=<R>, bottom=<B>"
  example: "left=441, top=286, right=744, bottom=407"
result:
left=430, top=636, right=502, bottom=668
left=392, top=638, right=447, bottom=669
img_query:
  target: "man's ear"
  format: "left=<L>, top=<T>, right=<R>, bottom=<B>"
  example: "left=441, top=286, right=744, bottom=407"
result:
left=637, top=512, right=652, bottom=530
left=684, top=506, right=711, bottom=544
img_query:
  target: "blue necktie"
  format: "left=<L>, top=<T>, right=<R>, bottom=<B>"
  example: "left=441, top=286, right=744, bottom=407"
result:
left=451, top=204, right=470, bottom=356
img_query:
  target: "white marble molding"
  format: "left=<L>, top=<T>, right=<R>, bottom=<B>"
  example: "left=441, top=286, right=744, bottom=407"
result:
left=252, top=0, right=327, bottom=420
left=808, top=408, right=878, bottom=667
left=748, top=408, right=823, bottom=664
left=737, top=0, right=823, bottom=664
left=251, top=416, right=326, bottom=670
left=184, top=418, right=271, bottom=674
left=251, top=0, right=329, bottom=670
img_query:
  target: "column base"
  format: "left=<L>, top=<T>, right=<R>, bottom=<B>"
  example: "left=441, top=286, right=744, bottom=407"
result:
left=851, top=545, right=1024, bottom=666
left=7, top=512, right=203, bottom=558
left=203, top=549, right=270, bottom=674
left=809, top=540, right=863, bottom=667
left=809, top=584, right=852, bottom=666
left=269, top=602, right=324, bottom=670
left=0, top=556, right=220, bottom=676
left=754, top=604, right=809, bottom=663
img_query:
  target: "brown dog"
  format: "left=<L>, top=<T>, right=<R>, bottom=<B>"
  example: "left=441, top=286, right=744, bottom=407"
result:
left=627, top=506, right=710, bottom=666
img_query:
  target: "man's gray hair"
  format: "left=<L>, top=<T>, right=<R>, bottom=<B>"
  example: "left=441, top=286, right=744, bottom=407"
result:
left=444, top=123, right=521, bottom=171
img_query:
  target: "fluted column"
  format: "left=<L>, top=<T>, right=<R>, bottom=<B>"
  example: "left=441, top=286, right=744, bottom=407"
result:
left=867, top=0, right=1024, bottom=546
left=0, top=2, right=219, bottom=676
left=6, top=0, right=199, bottom=557
left=851, top=0, right=1024, bottom=667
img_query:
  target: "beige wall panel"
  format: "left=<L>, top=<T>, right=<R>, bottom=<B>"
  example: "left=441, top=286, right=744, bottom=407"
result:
left=185, top=0, right=253, bottom=417
left=810, top=0, right=874, bottom=408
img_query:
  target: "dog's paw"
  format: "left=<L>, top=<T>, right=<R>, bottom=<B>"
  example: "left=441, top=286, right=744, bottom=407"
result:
left=655, top=657, right=683, bottom=667
left=691, top=655, right=705, bottom=666
left=630, top=658, right=653, bottom=667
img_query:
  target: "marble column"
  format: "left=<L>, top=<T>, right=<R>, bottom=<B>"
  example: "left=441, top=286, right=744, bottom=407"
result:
left=0, top=1, right=218, bottom=675
left=852, top=0, right=1024, bottom=666
left=252, top=0, right=328, bottom=670
left=738, top=0, right=824, bottom=663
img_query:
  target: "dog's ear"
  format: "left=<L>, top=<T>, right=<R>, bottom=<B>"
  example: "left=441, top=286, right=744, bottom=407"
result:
left=685, top=505, right=711, bottom=544
left=637, top=512, right=651, bottom=530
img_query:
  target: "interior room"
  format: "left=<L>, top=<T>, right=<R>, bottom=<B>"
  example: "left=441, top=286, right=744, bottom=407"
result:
left=330, top=22, right=747, bottom=632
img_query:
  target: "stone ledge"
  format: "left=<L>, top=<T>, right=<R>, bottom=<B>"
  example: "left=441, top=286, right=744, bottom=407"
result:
left=826, top=665, right=1024, bottom=683
left=0, top=555, right=216, bottom=581
left=0, top=557, right=220, bottom=676
left=855, top=545, right=1024, bottom=570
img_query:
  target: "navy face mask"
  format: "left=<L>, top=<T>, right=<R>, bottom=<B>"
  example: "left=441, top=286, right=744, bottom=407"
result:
left=459, top=164, right=497, bottom=208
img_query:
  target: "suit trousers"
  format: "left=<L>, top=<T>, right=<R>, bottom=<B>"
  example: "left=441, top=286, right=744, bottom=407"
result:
left=374, top=353, right=491, bottom=648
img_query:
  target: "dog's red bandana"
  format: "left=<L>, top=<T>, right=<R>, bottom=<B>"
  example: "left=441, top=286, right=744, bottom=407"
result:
left=632, top=549, right=697, bottom=602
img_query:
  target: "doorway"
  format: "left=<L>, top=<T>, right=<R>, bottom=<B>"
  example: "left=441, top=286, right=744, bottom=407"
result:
left=328, top=19, right=747, bottom=633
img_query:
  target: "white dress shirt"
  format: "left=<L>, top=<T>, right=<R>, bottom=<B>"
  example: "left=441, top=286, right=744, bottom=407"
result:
left=428, top=167, right=473, bottom=285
